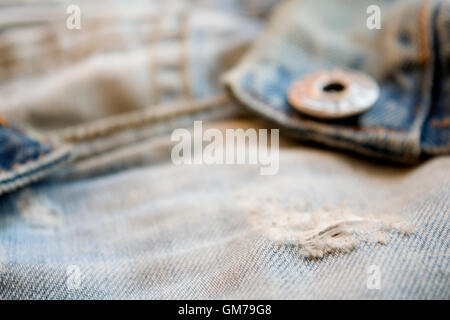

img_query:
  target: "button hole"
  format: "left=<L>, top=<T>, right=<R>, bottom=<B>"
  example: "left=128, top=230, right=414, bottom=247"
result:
left=323, top=82, right=346, bottom=93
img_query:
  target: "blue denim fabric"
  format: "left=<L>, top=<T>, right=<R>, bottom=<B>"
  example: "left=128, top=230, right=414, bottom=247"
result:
left=0, top=0, right=259, bottom=193
left=225, top=0, right=450, bottom=162
left=0, top=0, right=448, bottom=300
left=0, top=152, right=448, bottom=299
left=0, top=121, right=70, bottom=195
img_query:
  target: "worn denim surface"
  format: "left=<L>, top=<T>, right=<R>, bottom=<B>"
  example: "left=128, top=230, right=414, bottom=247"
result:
left=0, top=129, right=448, bottom=299
left=0, top=0, right=449, bottom=299
left=225, top=0, right=450, bottom=162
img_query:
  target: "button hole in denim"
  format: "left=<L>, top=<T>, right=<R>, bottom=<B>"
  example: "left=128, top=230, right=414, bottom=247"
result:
left=323, top=82, right=346, bottom=93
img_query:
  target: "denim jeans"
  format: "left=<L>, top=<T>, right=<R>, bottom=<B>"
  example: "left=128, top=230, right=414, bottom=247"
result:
left=0, top=0, right=448, bottom=299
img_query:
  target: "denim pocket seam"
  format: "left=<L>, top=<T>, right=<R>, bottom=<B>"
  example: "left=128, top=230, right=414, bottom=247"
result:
left=54, top=95, right=228, bottom=143
left=0, top=145, right=70, bottom=195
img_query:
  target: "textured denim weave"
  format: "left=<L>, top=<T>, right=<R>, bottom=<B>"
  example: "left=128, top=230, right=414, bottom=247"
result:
left=0, top=0, right=448, bottom=299
left=0, top=120, right=69, bottom=196
left=225, top=0, right=450, bottom=162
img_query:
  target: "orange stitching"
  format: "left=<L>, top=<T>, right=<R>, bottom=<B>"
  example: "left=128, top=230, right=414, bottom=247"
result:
left=430, top=117, right=450, bottom=128
left=0, top=115, right=8, bottom=126
left=3, top=151, right=50, bottom=172
left=418, top=0, right=432, bottom=65
left=179, top=11, right=193, bottom=100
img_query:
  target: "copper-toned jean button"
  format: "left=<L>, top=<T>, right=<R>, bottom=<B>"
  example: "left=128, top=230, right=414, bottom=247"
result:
left=288, top=69, right=379, bottom=119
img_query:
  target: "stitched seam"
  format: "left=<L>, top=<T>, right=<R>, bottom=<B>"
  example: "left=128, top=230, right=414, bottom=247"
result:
left=0, top=120, right=64, bottom=173
left=149, top=13, right=163, bottom=104
left=0, top=146, right=70, bottom=195
left=222, top=0, right=438, bottom=159
left=0, top=145, right=70, bottom=182
left=180, top=11, right=192, bottom=100
left=55, top=95, right=229, bottom=142
left=0, top=14, right=180, bottom=81
left=419, top=0, right=434, bottom=65
left=430, top=117, right=450, bottom=127
left=0, top=154, right=69, bottom=195
left=228, top=80, right=421, bottom=153
left=226, top=81, right=422, bottom=163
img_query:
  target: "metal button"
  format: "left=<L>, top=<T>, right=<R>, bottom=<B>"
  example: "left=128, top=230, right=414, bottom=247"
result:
left=288, top=69, right=379, bottom=119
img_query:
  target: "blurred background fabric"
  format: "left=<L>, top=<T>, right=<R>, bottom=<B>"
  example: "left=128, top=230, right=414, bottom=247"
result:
left=0, top=0, right=270, bottom=131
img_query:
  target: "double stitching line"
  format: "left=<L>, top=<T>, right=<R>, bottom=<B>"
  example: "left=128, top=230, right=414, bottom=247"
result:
left=55, top=94, right=229, bottom=142
left=149, top=8, right=193, bottom=104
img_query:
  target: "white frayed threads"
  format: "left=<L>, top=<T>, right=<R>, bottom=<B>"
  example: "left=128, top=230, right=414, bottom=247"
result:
left=239, top=195, right=413, bottom=259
